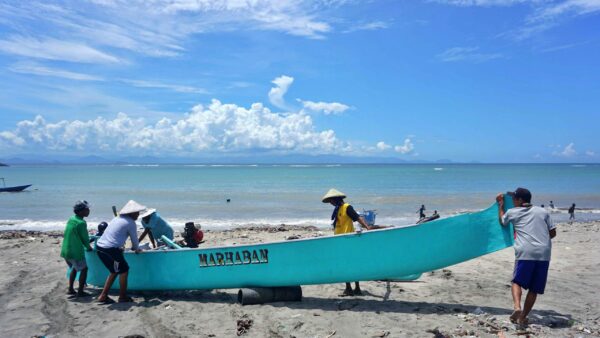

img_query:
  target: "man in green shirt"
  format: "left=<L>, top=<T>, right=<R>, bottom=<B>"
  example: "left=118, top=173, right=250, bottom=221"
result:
left=60, top=200, right=92, bottom=297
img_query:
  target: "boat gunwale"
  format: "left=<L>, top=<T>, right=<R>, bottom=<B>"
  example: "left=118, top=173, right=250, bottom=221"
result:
left=119, top=219, right=445, bottom=255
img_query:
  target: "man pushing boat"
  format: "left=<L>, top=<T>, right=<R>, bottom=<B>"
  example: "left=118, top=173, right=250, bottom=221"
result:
left=322, top=188, right=372, bottom=296
left=95, top=200, right=146, bottom=304
left=496, top=188, right=557, bottom=330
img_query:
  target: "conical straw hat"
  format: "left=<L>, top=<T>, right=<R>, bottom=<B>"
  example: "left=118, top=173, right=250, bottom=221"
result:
left=119, top=200, right=147, bottom=215
left=140, top=208, right=156, bottom=218
left=322, top=188, right=347, bottom=203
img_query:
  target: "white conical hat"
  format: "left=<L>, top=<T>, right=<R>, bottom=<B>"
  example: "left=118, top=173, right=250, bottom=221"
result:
left=322, top=188, right=347, bottom=203
left=119, top=200, right=147, bottom=215
left=140, top=208, right=156, bottom=218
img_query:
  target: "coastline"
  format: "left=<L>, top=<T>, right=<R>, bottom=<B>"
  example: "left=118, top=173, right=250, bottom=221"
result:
left=1, top=222, right=599, bottom=337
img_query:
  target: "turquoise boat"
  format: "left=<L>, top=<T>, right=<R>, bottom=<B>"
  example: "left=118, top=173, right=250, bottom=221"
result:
left=84, top=198, right=514, bottom=291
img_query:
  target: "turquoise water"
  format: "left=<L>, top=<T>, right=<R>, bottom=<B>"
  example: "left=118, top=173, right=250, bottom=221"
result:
left=1, top=164, right=599, bottom=230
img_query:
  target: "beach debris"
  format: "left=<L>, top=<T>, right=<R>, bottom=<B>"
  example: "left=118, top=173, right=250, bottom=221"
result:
left=472, top=307, right=485, bottom=315
left=236, top=317, right=253, bottom=336
left=286, top=235, right=301, bottom=240
left=293, top=321, right=304, bottom=330
left=442, top=269, right=453, bottom=278
left=325, top=330, right=336, bottom=338
left=372, top=330, right=390, bottom=337
left=240, top=234, right=249, bottom=239
left=426, top=327, right=450, bottom=338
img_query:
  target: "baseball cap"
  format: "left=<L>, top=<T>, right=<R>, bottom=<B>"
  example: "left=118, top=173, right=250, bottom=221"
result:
left=73, top=200, right=90, bottom=212
left=507, top=187, right=531, bottom=202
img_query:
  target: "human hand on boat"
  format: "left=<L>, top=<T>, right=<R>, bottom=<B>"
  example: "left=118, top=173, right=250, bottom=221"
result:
left=496, top=193, right=505, bottom=207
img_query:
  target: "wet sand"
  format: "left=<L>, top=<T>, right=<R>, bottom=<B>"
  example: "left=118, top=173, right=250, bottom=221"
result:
left=0, top=221, right=599, bottom=337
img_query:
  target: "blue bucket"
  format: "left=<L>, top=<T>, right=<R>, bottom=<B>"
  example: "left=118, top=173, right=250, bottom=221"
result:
left=361, top=210, right=377, bottom=226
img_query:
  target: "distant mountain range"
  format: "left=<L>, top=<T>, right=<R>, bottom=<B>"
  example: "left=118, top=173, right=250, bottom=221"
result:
left=0, top=154, right=459, bottom=165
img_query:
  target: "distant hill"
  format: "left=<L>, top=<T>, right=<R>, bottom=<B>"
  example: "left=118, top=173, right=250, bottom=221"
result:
left=0, top=162, right=8, bottom=166
left=0, top=154, right=458, bottom=165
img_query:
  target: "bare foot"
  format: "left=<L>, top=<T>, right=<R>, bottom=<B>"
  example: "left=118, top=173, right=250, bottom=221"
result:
left=510, top=309, right=522, bottom=323
left=339, top=289, right=354, bottom=297
left=353, top=288, right=363, bottom=296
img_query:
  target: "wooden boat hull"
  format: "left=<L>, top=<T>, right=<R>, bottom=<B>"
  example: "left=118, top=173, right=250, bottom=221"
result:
left=85, top=199, right=514, bottom=291
left=0, top=184, right=31, bottom=192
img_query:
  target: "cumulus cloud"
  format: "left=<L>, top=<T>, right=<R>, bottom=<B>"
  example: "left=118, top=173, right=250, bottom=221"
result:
left=299, top=100, right=350, bottom=115
left=268, top=75, right=294, bottom=109
left=586, top=150, right=596, bottom=157
left=0, top=100, right=343, bottom=156
left=394, top=138, right=415, bottom=154
left=553, top=142, right=577, bottom=157
left=376, top=141, right=391, bottom=151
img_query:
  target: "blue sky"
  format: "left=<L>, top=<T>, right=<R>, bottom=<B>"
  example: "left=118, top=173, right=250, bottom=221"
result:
left=0, top=0, right=598, bottom=162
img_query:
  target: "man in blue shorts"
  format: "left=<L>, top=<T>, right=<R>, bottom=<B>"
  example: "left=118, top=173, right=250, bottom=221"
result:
left=496, top=188, right=557, bottom=329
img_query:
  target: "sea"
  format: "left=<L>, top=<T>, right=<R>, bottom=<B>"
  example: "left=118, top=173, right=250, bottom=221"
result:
left=1, top=164, right=599, bottom=231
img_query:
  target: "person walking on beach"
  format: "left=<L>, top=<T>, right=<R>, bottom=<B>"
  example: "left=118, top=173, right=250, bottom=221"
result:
left=496, top=188, right=556, bottom=329
left=60, top=200, right=93, bottom=297
left=568, top=203, right=576, bottom=221
left=549, top=201, right=555, bottom=209
left=138, top=208, right=174, bottom=248
left=322, top=188, right=372, bottom=296
left=417, top=204, right=426, bottom=219
left=96, top=200, right=146, bottom=304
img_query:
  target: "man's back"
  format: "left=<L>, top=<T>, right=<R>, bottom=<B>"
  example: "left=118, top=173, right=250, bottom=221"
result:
left=504, top=206, right=555, bottom=261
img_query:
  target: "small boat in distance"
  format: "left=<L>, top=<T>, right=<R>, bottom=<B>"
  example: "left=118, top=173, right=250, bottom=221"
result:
left=0, top=178, right=32, bottom=192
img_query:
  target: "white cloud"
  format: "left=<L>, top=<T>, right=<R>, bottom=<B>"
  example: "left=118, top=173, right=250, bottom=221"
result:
left=432, top=0, right=527, bottom=6
left=120, top=79, right=208, bottom=94
left=433, top=0, right=600, bottom=40
left=376, top=141, right=391, bottom=150
left=343, top=20, right=389, bottom=33
left=299, top=100, right=350, bottom=115
left=0, top=99, right=344, bottom=155
left=394, top=138, right=415, bottom=154
left=0, top=36, right=121, bottom=64
left=437, top=47, right=504, bottom=63
left=0, top=1, right=337, bottom=66
left=585, top=150, right=596, bottom=157
left=529, top=0, right=600, bottom=22
left=553, top=142, right=577, bottom=157
left=9, top=62, right=104, bottom=81
left=268, top=75, right=294, bottom=109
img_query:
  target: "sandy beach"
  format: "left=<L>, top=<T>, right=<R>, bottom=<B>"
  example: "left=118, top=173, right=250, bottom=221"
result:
left=1, top=221, right=599, bottom=338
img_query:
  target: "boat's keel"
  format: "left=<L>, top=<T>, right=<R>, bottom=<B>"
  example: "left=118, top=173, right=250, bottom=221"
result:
left=238, top=286, right=302, bottom=305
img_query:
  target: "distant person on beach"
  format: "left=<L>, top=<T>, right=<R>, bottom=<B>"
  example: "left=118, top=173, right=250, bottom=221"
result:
left=322, top=188, right=372, bottom=297
left=95, top=200, right=146, bottom=304
left=568, top=203, right=576, bottom=221
left=549, top=201, right=555, bottom=209
left=138, top=208, right=174, bottom=248
left=60, top=200, right=93, bottom=297
left=541, top=204, right=545, bottom=208
left=496, top=188, right=556, bottom=329
left=417, top=204, right=426, bottom=219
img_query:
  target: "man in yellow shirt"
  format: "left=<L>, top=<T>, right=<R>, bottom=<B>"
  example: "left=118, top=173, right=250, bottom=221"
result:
left=322, top=188, right=372, bottom=296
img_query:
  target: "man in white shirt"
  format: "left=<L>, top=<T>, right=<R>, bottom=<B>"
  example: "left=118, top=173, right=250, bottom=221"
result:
left=96, top=200, right=146, bottom=304
left=496, top=188, right=556, bottom=329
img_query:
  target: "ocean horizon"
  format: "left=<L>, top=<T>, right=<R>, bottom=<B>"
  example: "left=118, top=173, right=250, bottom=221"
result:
left=1, top=163, right=599, bottom=231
